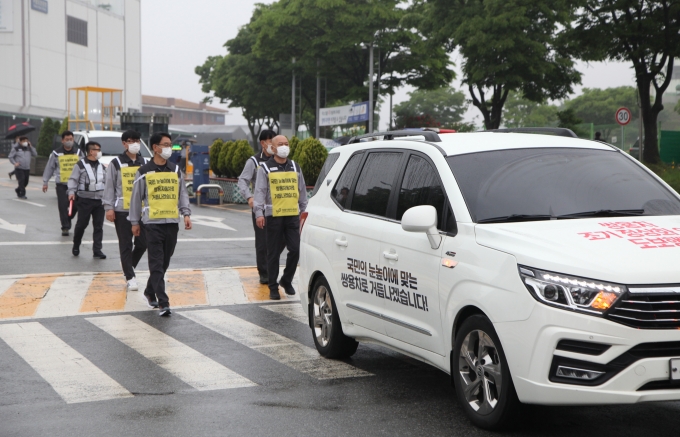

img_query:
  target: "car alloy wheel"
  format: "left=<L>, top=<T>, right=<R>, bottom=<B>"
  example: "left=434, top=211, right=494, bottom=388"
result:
left=313, top=285, right=333, bottom=347
left=458, top=329, right=503, bottom=415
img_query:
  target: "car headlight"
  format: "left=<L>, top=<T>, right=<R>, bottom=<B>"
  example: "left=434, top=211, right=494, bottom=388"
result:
left=519, top=265, right=626, bottom=315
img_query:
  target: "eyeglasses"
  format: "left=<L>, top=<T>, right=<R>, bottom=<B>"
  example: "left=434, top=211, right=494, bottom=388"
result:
left=158, top=143, right=173, bottom=147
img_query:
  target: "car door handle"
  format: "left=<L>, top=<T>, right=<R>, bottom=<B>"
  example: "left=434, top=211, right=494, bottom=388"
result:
left=335, top=238, right=348, bottom=247
left=383, top=251, right=399, bottom=261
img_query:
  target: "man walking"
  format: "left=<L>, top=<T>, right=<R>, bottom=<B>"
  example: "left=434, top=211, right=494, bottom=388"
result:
left=43, top=131, right=84, bottom=236
left=254, top=135, right=308, bottom=300
left=129, top=133, right=192, bottom=316
left=103, top=130, right=148, bottom=291
left=68, top=141, right=107, bottom=259
left=8, top=136, right=37, bottom=200
left=238, top=129, right=275, bottom=284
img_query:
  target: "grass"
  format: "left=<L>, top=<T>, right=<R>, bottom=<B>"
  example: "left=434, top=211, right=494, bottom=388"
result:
left=645, top=162, right=680, bottom=194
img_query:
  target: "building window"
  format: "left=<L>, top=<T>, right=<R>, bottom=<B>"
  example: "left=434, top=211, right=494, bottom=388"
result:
left=67, top=16, right=88, bottom=47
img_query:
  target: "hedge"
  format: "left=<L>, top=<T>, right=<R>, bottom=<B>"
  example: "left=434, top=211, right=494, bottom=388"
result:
left=295, top=137, right=328, bottom=185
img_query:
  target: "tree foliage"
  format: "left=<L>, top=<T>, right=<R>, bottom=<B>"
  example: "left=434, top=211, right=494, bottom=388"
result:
left=288, top=136, right=301, bottom=162
left=295, top=137, right=328, bottom=185
left=218, top=141, right=234, bottom=178
left=37, top=118, right=58, bottom=158
left=231, top=140, right=255, bottom=177
left=209, top=139, right=224, bottom=176
left=502, top=92, right=559, bottom=128
left=571, top=0, right=680, bottom=163
left=566, top=87, right=639, bottom=125
left=423, top=0, right=581, bottom=129
left=393, top=87, right=468, bottom=128
left=557, top=108, right=588, bottom=137
left=58, top=117, right=69, bottom=135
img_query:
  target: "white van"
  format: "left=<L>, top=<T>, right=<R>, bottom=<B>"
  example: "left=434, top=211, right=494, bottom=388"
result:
left=72, top=130, right=152, bottom=167
left=298, top=129, right=680, bottom=430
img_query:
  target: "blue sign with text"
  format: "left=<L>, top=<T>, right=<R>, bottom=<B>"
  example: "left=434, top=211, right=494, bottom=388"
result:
left=31, top=0, right=48, bottom=14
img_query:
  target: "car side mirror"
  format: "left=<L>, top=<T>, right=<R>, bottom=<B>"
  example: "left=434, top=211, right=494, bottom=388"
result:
left=401, top=205, right=442, bottom=250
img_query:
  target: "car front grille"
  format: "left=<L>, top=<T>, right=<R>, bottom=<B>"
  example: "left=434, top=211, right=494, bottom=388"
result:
left=607, top=290, right=680, bottom=329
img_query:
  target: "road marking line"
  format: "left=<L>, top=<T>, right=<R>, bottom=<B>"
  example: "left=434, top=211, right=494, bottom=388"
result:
left=203, top=269, right=248, bottom=306
left=166, top=270, right=208, bottom=307
left=0, top=275, right=61, bottom=319
left=0, top=322, right=132, bottom=403
left=34, top=275, right=94, bottom=319
left=10, top=198, right=45, bottom=207
left=87, top=315, right=256, bottom=391
left=179, top=309, right=372, bottom=380
left=80, top=273, right=127, bottom=313
left=261, top=303, right=308, bottom=325
left=0, top=237, right=255, bottom=247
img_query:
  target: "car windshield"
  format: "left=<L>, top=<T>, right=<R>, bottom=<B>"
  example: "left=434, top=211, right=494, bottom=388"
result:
left=89, top=136, right=152, bottom=158
left=447, top=147, right=680, bottom=223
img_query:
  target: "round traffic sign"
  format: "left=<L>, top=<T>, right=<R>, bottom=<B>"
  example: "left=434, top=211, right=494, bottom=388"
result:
left=616, top=107, right=632, bottom=126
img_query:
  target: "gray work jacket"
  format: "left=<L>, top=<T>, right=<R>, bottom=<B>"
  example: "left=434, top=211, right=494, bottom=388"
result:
left=128, top=160, right=191, bottom=226
left=253, top=158, right=308, bottom=218
left=42, top=147, right=84, bottom=185
left=67, top=159, right=106, bottom=200
left=103, top=153, right=148, bottom=213
left=8, top=144, right=37, bottom=170
left=237, top=151, right=272, bottom=203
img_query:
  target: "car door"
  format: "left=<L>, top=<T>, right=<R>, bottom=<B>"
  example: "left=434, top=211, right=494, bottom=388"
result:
left=331, top=150, right=405, bottom=335
left=379, top=152, right=455, bottom=355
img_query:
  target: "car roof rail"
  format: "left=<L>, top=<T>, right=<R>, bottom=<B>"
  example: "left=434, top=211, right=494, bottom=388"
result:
left=348, top=130, right=442, bottom=144
left=486, top=127, right=578, bottom=138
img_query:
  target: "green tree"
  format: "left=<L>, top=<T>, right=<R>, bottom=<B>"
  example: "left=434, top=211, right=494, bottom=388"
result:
left=231, top=140, right=255, bottom=176
left=394, top=87, right=468, bottom=128
left=37, top=118, right=58, bottom=157
left=571, top=1, right=680, bottom=163
left=295, top=137, right=329, bottom=186
left=218, top=141, right=234, bottom=177
left=58, top=117, right=69, bottom=135
left=224, top=141, right=239, bottom=178
left=423, top=0, right=581, bottom=129
left=502, top=92, right=559, bottom=128
left=209, top=139, right=224, bottom=176
left=556, top=108, right=588, bottom=137
left=288, top=136, right=301, bottom=162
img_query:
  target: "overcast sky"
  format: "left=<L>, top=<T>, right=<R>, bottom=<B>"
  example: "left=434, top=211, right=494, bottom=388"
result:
left=141, top=0, right=638, bottom=130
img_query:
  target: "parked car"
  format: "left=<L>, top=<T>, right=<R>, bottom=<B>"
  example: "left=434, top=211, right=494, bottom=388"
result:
left=72, top=130, right=152, bottom=167
left=299, top=129, right=680, bottom=430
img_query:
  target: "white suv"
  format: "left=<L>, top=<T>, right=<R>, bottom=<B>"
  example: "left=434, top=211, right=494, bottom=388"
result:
left=298, top=129, right=680, bottom=430
left=72, top=130, right=152, bottom=167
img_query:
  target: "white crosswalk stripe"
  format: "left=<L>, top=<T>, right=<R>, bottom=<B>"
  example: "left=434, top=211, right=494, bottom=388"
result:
left=87, top=314, right=257, bottom=391
left=180, top=309, right=373, bottom=380
left=0, top=322, right=132, bottom=404
left=33, top=275, right=94, bottom=319
left=261, top=303, right=308, bottom=325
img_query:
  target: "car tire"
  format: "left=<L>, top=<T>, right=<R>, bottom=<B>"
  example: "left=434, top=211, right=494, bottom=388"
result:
left=452, top=314, right=521, bottom=431
left=310, top=276, right=359, bottom=359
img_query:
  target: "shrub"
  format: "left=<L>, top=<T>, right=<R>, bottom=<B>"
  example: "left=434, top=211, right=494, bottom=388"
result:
left=37, top=118, right=58, bottom=157
left=288, top=136, right=301, bottom=161
left=218, top=141, right=234, bottom=177
left=224, top=140, right=239, bottom=177
left=209, top=139, right=224, bottom=175
left=231, top=140, right=255, bottom=177
left=58, top=117, right=69, bottom=135
left=295, top=137, right=328, bottom=186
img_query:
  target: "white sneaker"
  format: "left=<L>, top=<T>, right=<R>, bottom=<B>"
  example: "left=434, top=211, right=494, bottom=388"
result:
left=127, top=278, right=139, bottom=291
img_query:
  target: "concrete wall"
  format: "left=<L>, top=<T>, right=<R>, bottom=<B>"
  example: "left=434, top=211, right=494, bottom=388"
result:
left=0, top=0, right=140, bottom=118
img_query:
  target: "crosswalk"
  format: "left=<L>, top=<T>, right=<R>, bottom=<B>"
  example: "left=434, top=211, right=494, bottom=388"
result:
left=0, top=267, right=299, bottom=321
left=0, top=304, right=380, bottom=405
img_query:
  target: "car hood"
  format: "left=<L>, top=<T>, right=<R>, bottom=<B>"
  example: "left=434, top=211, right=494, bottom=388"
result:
left=475, top=216, right=680, bottom=285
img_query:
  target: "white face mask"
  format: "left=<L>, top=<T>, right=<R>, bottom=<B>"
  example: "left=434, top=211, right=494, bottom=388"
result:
left=276, top=145, right=290, bottom=159
left=266, top=144, right=274, bottom=155
left=127, top=142, right=141, bottom=155
left=20, top=142, right=28, bottom=147
left=159, top=147, right=173, bottom=160
left=63, top=141, right=74, bottom=149
left=95, top=151, right=102, bottom=160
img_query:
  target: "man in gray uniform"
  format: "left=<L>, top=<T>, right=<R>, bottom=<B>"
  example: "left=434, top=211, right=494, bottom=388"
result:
left=103, top=130, right=148, bottom=291
left=129, top=132, right=192, bottom=316
left=43, top=131, right=84, bottom=236
left=254, top=135, right=308, bottom=300
left=68, top=141, right=107, bottom=259
left=238, top=129, right=275, bottom=284
left=8, top=136, right=37, bottom=200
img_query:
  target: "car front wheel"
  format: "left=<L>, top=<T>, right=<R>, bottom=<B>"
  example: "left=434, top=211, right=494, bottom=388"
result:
left=453, top=314, right=521, bottom=431
left=310, top=277, right=358, bottom=359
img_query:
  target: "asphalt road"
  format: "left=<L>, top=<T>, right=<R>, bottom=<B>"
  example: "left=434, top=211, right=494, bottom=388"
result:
left=2, top=158, right=680, bottom=437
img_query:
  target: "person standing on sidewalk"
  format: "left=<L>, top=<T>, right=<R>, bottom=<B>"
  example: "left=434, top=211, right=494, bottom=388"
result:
left=43, top=131, right=84, bottom=236
left=253, top=135, right=308, bottom=300
left=68, top=141, right=107, bottom=259
left=8, top=136, right=37, bottom=200
left=238, top=129, right=275, bottom=284
left=103, top=130, right=149, bottom=291
left=129, top=132, right=192, bottom=316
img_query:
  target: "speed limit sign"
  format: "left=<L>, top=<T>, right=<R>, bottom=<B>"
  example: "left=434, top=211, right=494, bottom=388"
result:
left=616, top=107, right=632, bottom=126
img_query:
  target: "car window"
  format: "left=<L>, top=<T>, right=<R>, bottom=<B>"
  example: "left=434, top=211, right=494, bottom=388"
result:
left=312, top=153, right=340, bottom=196
left=331, top=153, right=363, bottom=208
left=351, top=152, right=402, bottom=218
left=447, top=148, right=680, bottom=222
left=88, top=136, right=152, bottom=158
left=397, top=155, right=449, bottom=231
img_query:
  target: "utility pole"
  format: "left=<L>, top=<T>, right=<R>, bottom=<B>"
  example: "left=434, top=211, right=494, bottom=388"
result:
left=638, top=88, right=644, bottom=163
left=368, top=42, right=374, bottom=133
left=291, top=58, right=296, bottom=138
left=316, top=59, right=320, bottom=139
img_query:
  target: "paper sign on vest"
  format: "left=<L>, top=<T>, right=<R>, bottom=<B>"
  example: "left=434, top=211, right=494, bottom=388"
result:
left=121, top=167, right=138, bottom=210
left=58, top=155, right=80, bottom=183
left=269, top=171, right=299, bottom=217
left=146, top=172, right=179, bottom=219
